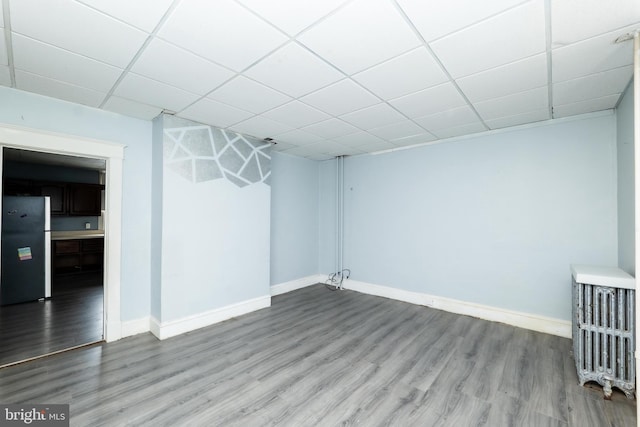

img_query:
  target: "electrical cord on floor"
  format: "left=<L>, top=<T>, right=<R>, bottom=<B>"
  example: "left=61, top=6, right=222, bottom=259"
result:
left=324, top=269, right=351, bottom=291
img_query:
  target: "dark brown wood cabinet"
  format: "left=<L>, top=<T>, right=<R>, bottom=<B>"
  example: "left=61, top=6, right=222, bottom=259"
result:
left=52, top=238, right=104, bottom=275
left=39, top=182, right=67, bottom=215
left=4, top=180, right=103, bottom=216
left=67, top=184, right=102, bottom=216
left=3, top=179, right=37, bottom=196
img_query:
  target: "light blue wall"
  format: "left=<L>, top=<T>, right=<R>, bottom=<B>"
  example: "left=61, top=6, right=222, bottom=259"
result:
left=150, top=115, right=164, bottom=320
left=616, top=82, right=635, bottom=275
left=270, top=152, right=319, bottom=284
left=318, top=159, right=337, bottom=275
left=0, top=87, right=153, bottom=322
left=159, top=115, right=271, bottom=321
left=338, top=113, right=618, bottom=320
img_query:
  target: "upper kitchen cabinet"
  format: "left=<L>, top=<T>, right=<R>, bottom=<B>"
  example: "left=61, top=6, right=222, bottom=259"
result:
left=3, top=178, right=37, bottom=196
left=67, top=184, right=102, bottom=216
left=4, top=180, right=103, bottom=216
left=39, top=182, right=67, bottom=215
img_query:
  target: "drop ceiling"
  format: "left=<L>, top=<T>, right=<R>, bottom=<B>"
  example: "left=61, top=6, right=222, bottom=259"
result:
left=1, top=0, right=638, bottom=160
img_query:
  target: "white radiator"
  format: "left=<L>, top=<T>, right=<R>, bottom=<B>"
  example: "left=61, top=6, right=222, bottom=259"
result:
left=571, top=265, right=635, bottom=399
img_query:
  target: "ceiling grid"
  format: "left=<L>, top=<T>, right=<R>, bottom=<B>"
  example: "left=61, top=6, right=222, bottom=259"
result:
left=0, top=0, right=637, bottom=160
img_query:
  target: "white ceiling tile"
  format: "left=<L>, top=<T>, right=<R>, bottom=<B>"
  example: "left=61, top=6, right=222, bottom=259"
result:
left=114, top=73, right=201, bottom=112
left=294, top=140, right=355, bottom=157
left=485, top=108, right=549, bottom=129
left=332, top=132, right=386, bottom=147
left=10, top=0, right=147, bottom=67
left=102, top=96, right=163, bottom=120
left=553, top=66, right=632, bottom=105
left=351, top=140, right=397, bottom=152
left=77, top=0, right=174, bottom=32
left=328, top=145, right=367, bottom=156
left=179, top=98, right=254, bottom=128
left=236, top=0, right=348, bottom=36
left=368, top=120, right=426, bottom=140
left=244, top=42, right=343, bottom=97
left=298, top=0, right=421, bottom=74
left=552, top=26, right=637, bottom=83
left=432, top=122, right=487, bottom=139
left=430, top=1, right=546, bottom=78
left=353, top=47, right=448, bottom=100
left=552, top=0, right=640, bottom=46
left=413, top=106, right=483, bottom=132
left=158, top=0, right=288, bottom=71
left=0, top=66, right=10, bottom=86
left=390, top=133, right=437, bottom=147
left=262, top=100, right=331, bottom=128
left=474, top=86, right=548, bottom=121
left=397, top=0, right=525, bottom=42
left=456, top=53, right=547, bottom=102
left=0, top=38, right=7, bottom=65
left=208, top=76, right=292, bottom=114
left=12, top=34, right=122, bottom=92
left=227, top=116, right=293, bottom=139
left=340, top=103, right=406, bottom=129
left=131, top=38, right=235, bottom=96
left=553, top=94, right=620, bottom=118
left=300, top=79, right=379, bottom=116
left=283, top=143, right=335, bottom=160
left=270, top=141, right=298, bottom=152
left=389, top=82, right=467, bottom=118
left=272, top=129, right=324, bottom=145
left=15, top=69, right=106, bottom=107
left=301, top=118, right=360, bottom=139
left=318, top=141, right=365, bottom=156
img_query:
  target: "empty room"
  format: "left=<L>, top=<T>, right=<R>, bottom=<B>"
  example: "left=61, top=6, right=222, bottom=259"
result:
left=0, top=0, right=639, bottom=426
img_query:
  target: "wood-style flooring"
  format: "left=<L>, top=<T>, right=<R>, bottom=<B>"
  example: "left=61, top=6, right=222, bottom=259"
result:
left=0, top=272, right=103, bottom=367
left=0, top=284, right=635, bottom=426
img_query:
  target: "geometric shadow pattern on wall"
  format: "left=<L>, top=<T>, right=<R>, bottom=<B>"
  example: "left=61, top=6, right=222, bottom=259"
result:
left=163, top=115, right=271, bottom=187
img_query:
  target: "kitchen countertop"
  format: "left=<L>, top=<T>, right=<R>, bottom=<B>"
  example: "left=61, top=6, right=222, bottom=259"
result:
left=51, top=230, right=105, bottom=240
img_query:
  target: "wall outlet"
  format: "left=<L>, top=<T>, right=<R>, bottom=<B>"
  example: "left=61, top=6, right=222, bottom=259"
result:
left=85, top=222, right=91, bottom=229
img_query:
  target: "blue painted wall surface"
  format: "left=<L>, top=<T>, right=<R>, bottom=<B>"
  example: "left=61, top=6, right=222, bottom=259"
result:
left=318, top=159, right=337, bottom=275
left=160, top=116, right=271, bottom=321
left=150, top=115, right=164, bottom=320
left=339, top=114, right=618, bottom=320
left=616, top=82, right=635, bottom=275
left=270, top=152, right=319, bottom=285
left=0, top=87, right=153, bottom=322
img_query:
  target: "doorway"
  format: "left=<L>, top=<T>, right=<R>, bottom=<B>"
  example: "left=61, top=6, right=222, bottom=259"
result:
left=0, top=148, right=106, bottom=366
left=0, top=123, right=124, bottom=367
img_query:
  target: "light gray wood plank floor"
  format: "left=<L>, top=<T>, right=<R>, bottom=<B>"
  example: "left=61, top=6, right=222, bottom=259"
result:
left=0, top=284, right=635, bottom=426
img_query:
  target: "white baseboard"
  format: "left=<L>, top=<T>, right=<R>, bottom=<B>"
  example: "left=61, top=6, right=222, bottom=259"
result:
left=344, top=279, right=571, bottom=338
left=121, top=317, right=150, bottom=338
left=271, top=274, right=326, bottom=296
left=150, top=295, right=271, bottom=340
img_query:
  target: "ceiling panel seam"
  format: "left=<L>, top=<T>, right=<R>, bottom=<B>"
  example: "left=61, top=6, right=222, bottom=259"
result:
left=390, top=0, right=489, bottom=131
left=97, top=0, right=184, bottom=109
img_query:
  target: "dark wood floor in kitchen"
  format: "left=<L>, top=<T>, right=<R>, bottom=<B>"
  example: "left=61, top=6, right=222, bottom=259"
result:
left=0, top=272, right=103, bottom=367
left=0, top=284, right=635, bottom=426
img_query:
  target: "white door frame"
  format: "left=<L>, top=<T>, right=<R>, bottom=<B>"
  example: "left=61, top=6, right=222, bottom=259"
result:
left=0, top=123, right=124, bottom=342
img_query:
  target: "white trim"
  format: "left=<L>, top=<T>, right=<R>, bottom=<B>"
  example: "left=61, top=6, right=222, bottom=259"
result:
left=344, top=279, right=571, bottom=338
left=0, top=122, right=125, bottom=342
left=271, top=274, right=326, bottom=296
left=150, top=295, right=271, bottom=340
left=121, top=317, right=150, bottom=338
